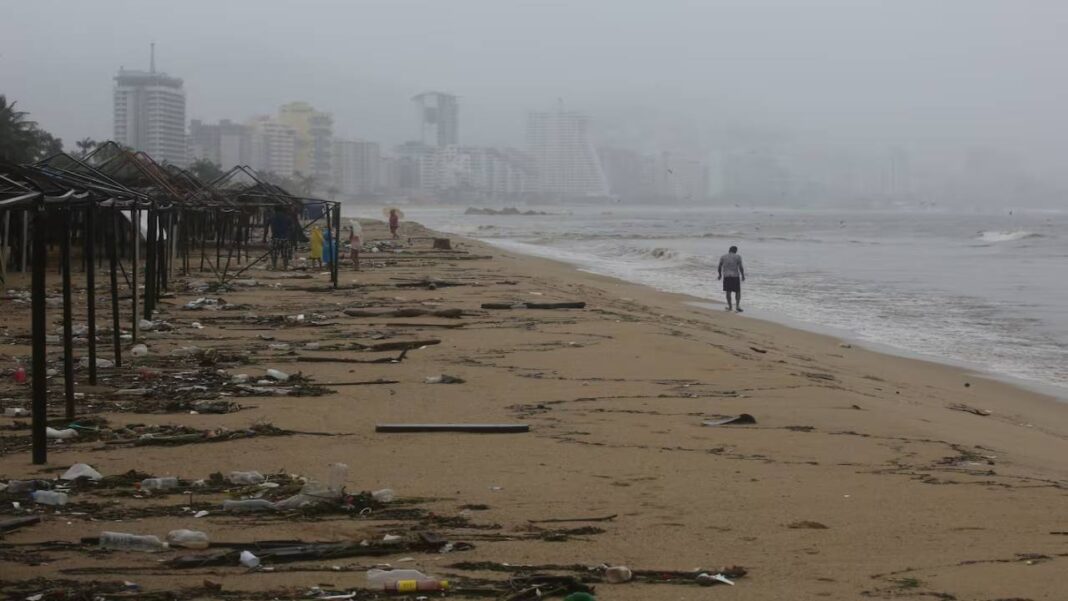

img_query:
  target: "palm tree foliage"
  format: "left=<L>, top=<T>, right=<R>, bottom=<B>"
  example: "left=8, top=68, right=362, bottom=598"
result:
left=0, top=95, right=63, bottom=163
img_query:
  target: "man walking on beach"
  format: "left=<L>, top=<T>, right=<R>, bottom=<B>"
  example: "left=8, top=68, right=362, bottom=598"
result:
left=717, top=245, right=745, bottom=313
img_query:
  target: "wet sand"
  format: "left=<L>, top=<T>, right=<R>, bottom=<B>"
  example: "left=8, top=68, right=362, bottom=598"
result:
left=1, top=219, right=1066, bottom=600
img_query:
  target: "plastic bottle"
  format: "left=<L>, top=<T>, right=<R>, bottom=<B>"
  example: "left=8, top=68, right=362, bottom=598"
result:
left=265, top=368, right=289, bottom=382
left=13, top=365, right=27, bottom=384
left=328, top=463, right=348, bottom=493
left=31, top=490, right=69, bottom=506
left=367, top=569, right=443, bottom=589
left=222, top=499, right=276, bottom=512
left=605, top=566, right=633, bottom=583
left=371, top=488, right=395, bottom=503
left=131, top=344, right=149, bottom=357
left=99, top=531, right=167, bottom=552
left=383, top=580, right=449, bottom=593
left=227, top=471, right=265, bottom=485
left=166, top=529, right=210, bottom=549
left=46, top=427, right=79, bottom=439
left=140, top=477, right=179, bottom=491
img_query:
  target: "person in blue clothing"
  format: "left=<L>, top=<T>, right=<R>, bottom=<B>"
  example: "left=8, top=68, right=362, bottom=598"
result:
left=269, top=208, right=291, bottom=270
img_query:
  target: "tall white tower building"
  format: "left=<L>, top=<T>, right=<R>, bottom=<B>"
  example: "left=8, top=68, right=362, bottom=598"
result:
left=526, top=108, right=608, bottom=199
left=113, top=46, right=187, bottom=165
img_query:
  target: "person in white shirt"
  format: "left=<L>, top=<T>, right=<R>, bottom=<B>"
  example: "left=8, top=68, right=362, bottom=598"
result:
left=717, top=246, right=746, bottom=313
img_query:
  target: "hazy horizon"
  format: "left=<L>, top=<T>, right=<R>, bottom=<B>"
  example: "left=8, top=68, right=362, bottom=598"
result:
left=3, top=0, right=1067, bottom=201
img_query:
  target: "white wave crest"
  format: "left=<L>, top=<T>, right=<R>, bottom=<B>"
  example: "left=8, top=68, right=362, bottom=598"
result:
left=978, top=230, right=1041, bottom=243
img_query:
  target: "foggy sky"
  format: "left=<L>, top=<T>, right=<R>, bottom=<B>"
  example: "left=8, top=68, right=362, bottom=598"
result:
left=3, top=0, right=1066, bottom=174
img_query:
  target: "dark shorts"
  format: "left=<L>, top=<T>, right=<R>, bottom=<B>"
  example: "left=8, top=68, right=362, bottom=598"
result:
left=723, top=276, right=741, bottom=293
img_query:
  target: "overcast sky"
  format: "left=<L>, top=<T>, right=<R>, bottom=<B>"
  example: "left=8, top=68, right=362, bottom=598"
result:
left=2, top=0, right=1066, bottom=169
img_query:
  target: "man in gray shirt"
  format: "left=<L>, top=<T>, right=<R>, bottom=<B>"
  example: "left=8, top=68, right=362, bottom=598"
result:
left=717, top=246, right=745, bottom=313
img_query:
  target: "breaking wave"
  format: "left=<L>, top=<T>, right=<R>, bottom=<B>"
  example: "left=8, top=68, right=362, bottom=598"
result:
left=978, top=230, right=1042, bottom=243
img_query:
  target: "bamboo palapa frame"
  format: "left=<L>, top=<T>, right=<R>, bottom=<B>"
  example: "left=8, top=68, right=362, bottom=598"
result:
left=0, top=142, right=340, bottom=464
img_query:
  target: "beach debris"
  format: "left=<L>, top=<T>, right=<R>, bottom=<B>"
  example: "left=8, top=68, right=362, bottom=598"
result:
left=948, top=403, right=991, bottom=416
left=343, top=307, right=463, bottom=319
left=130, top=344, right=149, bottom=357
left=228, top=471, right=265, bottom=485
left=528, top=514, right=618, bottom=524
left=4, top=407, right=29, bottom=417
left=99, top=532, right=167, bottom=552
left=78, top=357, right=114, bottom=369
left=749, top=346, right=768, bottom=354
left=352, top=339, right=441, bottom=352
left=482, top=301, right=587, bottom=310
left=787, top=520, right=829, bottom=529
left=371, top=488, right=395, bottom=502
left=223, top=499, right=276, bottom=513
left=425, top=374, right=465, bottom=384
left=167, top=529, right=210, bottom=549
left=140, top=477, right=179, bottom=491
left=239, top=550, right=261, bottom=569
left=604, top=566, right=633, bottom=583
left=702, top=414, right=757, bottom=426
left=376, top=423, right=531, bottom=433
left=31, top=490, right=68, bottom=505
left=367, top=568, right=448, bottom=592
left=61, top=463, right=103, bottom=481
left=46, top=427, right=79, bottom=440
left=697, top=572, right=735, bottom=586
left=185, top=297, right=225, bottom=310
left=0, top=516, right=41, bottom=533
left=265, top=368, right=290, bottom=382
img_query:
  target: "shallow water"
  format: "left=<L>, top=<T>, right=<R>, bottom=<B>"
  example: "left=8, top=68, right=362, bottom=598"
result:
left=381, top=206, right=1068, bottom=396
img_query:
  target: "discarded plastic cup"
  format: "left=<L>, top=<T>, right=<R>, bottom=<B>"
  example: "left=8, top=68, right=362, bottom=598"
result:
left=131, top=344, right=149, bottom=357
left=328, top=463, right=349, bottom=493
left=239, top=550, right=260, bottom=568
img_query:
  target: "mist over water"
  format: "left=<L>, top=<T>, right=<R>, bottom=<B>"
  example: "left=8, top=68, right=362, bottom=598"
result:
left=410, top=206, right=1068, bottom=395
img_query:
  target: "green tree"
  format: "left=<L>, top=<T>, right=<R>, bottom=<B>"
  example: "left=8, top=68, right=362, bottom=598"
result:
left=188, top=158, right=225, bottom=183
left=0, top=95, right=63, bottom=163
left=74, top=137, right=98, bottom=158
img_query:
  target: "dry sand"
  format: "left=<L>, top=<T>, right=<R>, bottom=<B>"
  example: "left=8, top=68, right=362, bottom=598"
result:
left=0, top=219, right=1066, bottom=600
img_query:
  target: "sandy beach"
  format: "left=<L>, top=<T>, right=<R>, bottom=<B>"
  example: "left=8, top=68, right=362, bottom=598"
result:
left=1, top=219, right=1066, bottom=600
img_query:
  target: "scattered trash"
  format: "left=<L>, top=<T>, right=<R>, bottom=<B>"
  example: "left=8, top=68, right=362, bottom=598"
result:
left=482, top=301, right=586, bottom=310
left=376, top=423, right=530, bottom=433
left=78, top=357, right=115, bottom=369
left=231, top=373, right=250, bottom=383
left=140, top=477, right=179, bottom=491
left=185, top=297, right=224, bottom=310
left=265, top=368, right=290, bottom=382
left=424, top=374, right=465, bottom=384
left=749, top=346, right=768, bottom=354
left=13, top=365, right=27, bottom=384
left=190, top=321, right=204, bottom=329
left=696, top=572, right=735, bottom=586
left=167, top=529, right=210, bottom=549
left=367, top=568, right=447, bottom=592
left=193, top=510, right=210, bottom=518
left=170, top=346, right=202, bottom=357
left=46, top=427, right=79, bottom=439
left=948, top=403, right=991, bottom=416
left=328, top=463, right=349, bottom=494
left=4, top=407, right=29, bottom=417
left=605, top=565, right=633, bottom=583
left=131, top=344, right=149, bottom=357
left=0, top=516, right=41, bottom=533
left=59, top=460, right=101, bottom=479
left=371, top=488, right=395, bottom=503
left=787, top=520, right=829, bottom=529
left=382, top=534, right=403, bottom=545
left=702, top=414, right=757, bottom=427
left=268, top=343, right=291, bottom=351
left=239, top=550, right=261, bottom=568
left=304, top=342, right=321, bottom=350
left=99, top=531, right=167, bottom=552
left=228, top=471, right=265, bottom=485
left=30, top=490, right=68, bottom=506
left=223, top=499, right=276, bottom=513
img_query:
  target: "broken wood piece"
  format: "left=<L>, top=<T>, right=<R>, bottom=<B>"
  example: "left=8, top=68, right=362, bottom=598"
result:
left=0, top=516, right=41, bottom=533
left=948, top=403, right=991, bottom=416
left=702, top=414, right=757, bottom=427
left=323, top=379, right=400, bottom=386
left=385, top=322, right=465, bottom=329
left=352, top=339, right=440, bottom=352
left=528, top=514, right=617, bottom=524
left=481, top=301, right=587, bottom=310
left=298, top=349, right=409, bottom=364
left=376, top=423, right=530, bottom=433
left=344, top=308, right=463, bottom=319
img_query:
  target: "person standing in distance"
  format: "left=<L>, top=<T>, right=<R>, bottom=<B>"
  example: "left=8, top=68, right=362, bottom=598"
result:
left=717, top=245, right=746, bottom=313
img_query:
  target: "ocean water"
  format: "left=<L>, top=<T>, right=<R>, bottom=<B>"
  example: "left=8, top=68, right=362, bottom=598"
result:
left=399, top=206, right=1068, bottom=397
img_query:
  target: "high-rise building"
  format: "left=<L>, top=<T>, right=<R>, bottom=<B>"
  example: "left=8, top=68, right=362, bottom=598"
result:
left=278, top=102, right=334, bottom=185
left=655, top=152, right=708, bottom=202
left=526, top=108, right=608, bottom=199
left=248, top=116, right=297, bottom=178
left=332, top=139, right=381, bottom=196
left=413, top=92, right=459, bottom=147
left=113, top=52, right=187, bottom=165
left=189, top=119, right=252, bottom=171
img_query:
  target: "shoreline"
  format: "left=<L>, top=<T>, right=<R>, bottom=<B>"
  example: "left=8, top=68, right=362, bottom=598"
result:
left=460, top=233, right=1068, bottom=403
left=1, top=218, right=1066, bottom=600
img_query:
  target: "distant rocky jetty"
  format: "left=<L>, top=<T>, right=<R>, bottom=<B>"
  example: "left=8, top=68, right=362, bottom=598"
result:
left=464, top=207, right=552, bottom=216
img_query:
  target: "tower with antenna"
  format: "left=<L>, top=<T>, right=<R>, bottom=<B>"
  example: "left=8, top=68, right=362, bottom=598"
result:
left=113, top=43, right=187, bottom=164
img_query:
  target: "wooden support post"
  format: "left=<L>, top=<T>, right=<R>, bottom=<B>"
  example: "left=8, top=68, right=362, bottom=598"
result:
left=331, top=204, right=340, bottom=289
left=131, top=207, right=139, bottom=343
left=60, top=208, right=75, bottom=420
left=143, top=204, right=157, bottom=320
left=109, top=208, right=122, bottom=368
left=31, top=203, right=48, bottom=465
left=84, top=203, right=98, bottom=385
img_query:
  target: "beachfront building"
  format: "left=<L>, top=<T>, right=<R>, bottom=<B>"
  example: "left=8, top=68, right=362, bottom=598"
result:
left=113, top=66, right=187, bottom=165
left=247, top=116, right=297, bottom=178
left=413, top=91, right=459, bottom=148
left=189, top=119, right=253, bottom=171
left=526, top=108, right=609, bottom=200
left=332, top=139, right=381, bottom=196
left=412, top=145, right=531, bottom=201
left=278, top=101, right=334, bottom=186
left=655, top=152, right=709, bottom=202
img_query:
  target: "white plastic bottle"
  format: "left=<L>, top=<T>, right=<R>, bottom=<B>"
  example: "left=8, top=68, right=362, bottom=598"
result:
left=99, top=531, right=167, bottom=552
left=223, top=499, right=276, bottom=512
left=328, top=463, right=349, bottom=493
left=166, top=529, right=210, bottom=549
left=227, top=471, right=265, bottom=485
left=371, top=488, right=395, bottom=502
left=141, top=477, right=179, bottom=491
left=31, top=490, right=69, bottom=505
